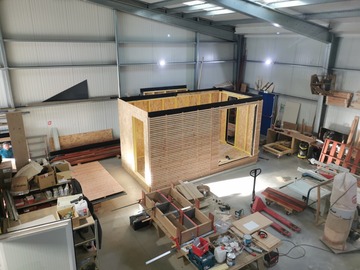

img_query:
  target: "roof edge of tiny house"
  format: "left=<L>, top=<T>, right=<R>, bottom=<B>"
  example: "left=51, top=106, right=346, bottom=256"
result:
left=120, top=88, right=263, bottom=117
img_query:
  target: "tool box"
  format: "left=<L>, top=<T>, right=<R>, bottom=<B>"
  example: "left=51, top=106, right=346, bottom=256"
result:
left=188, top=248, right=215, bottom=270
left=129, top=212, right=151, bottom=230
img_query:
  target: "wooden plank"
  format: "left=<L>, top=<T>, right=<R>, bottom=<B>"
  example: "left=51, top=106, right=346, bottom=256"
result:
left=282, top=101, right=300, bottom=125
left=6, top=112, right=29, bottom=169
left=346, top=116, right=359, bottom=145
left=50, top=129, right=113, bottom=151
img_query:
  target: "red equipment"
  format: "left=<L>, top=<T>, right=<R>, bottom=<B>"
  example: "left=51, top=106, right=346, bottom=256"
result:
left=249, top=168, right=301, bottom=237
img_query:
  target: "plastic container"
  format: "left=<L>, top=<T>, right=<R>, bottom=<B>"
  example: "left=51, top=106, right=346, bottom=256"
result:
left=191, top=237, right=209, bottom=257
left=74, top=199, right=88, bottom=217
left=63, top=184, right=69, bottom=196
left=214, top=246, right=227, bottom=263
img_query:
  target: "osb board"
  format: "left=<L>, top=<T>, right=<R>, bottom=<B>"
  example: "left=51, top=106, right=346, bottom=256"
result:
left=118, top=99, right=149, bottom=185
left=133, top=117, right=145, bottom=158
left=6, top=112, right=29, bottom=169
left=72, top=161, right=125, bottom=203
left=232, top=212, right=273, bottom=235
left=49, top=129, right=113, bottom=151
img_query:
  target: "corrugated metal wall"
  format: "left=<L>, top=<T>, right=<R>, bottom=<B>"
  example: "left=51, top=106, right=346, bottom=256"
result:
left=0, top=0, right=236, bottom=139
left=324, top=36, right=360, bottom=134
left=245, top=35, right=360, bottom=136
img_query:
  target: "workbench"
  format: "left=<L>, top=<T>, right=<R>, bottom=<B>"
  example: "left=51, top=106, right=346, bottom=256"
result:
left=263, top=128, right=316, bottom=158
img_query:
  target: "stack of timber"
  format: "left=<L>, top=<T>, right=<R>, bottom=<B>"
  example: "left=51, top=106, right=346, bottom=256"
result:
left=176, top=181, right=210, bottom=208
left=350, top=92, right=360, bottom=110
left=50, top=139, right=120, bottom=165
left=325, top=91, right=353, bottom=107
left=49, top=129, right=120, bottom=165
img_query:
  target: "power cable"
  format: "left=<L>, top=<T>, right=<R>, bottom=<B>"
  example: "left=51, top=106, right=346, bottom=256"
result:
left=278, top=239, right=332, bottom=260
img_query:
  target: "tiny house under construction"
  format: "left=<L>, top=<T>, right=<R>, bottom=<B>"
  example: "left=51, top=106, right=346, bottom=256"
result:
left=118, top=89, right=263, bottom=191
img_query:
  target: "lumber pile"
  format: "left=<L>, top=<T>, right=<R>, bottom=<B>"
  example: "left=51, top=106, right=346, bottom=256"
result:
left=50, top=140, right=120, bottom=165
left=350, top=92, right=360, bottom=110
left=325, top=91, right=353, bottom=107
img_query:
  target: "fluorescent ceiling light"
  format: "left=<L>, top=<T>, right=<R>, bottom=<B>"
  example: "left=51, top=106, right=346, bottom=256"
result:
left=273, top=23, right=280, bottom=27
left=159, top=60, right=166, bottom=66
left=210, top=9, right=235, bottom=15
left=204, top=6, right=223, bottom=11
left=184, top=1, right=205, bottom=6
left=270, top=1, right=305, bottom=8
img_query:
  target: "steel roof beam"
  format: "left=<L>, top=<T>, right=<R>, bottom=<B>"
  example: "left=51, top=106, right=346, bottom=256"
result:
left=268, top=0, right=347, bottom=9
left=304, top=9, right=360, bottom=20
left=86, top=0, right=236, bottom=41
left=209, top=0, right=332, bottom=43
left=148, top=0, right=188, bottom=9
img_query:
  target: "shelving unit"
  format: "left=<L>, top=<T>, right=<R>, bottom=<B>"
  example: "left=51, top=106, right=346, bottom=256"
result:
left=13, top=180, right=71, bottom=214
left=26, top=135, right=49, bottom=161
left=73, top=215, right=99, bottom=270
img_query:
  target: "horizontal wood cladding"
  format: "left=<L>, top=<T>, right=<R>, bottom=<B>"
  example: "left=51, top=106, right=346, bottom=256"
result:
left=119, top=89, right=263, bottom=191
left=149, top=108, right=218, bottom=189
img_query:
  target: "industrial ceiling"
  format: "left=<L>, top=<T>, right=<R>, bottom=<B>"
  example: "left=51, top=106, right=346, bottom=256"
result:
left=86, top=0, right=360, bottom=43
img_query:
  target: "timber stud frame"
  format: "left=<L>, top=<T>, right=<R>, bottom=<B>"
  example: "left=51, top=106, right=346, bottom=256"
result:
left=118, top=88, right=263, bottom=191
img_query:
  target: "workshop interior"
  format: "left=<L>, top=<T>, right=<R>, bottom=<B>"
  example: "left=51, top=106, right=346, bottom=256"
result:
left=0, top=0, right=360, bottom=270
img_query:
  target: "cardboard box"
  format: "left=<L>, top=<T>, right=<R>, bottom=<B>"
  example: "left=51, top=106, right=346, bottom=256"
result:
left=0, top=161, right=12, bottom=188
left=57, top=206, right=80, bottom=228
left=10, top=176, right=29, bottom=196
left=34, top=165, right=56, bottom=189
left=53, top=162, right=72, bottom=182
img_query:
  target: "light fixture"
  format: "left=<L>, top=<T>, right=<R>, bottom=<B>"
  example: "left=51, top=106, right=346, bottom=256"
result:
left=184, top=1, right=205, bottom=6
left=210, top=9, right=235, bottom=15
left=204, top=6, right=223, bottom=11
left=159, top=60, right=166, bottom=66
left=273, top=23, right=280, bottom=28
left=264, top=58, right=273, bottom=65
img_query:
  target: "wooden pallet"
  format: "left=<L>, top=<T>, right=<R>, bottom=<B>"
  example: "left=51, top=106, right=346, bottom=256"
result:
left=262, top=187, right=306, bottom=215
left=262, top=141, right=293, bottom=158
left=319, top=139, right=360, bottom=176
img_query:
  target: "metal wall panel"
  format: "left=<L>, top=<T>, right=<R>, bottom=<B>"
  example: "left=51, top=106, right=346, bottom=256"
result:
left=10, top=67, right=117, bottom=105
left=246, top=36, right=326, bottom=66
left=198, top=63, right=233, bottom=89
left=118, top=12, right=195, bottom=42
left=119, top=43, right=194, bottom=64
left=199, top=43, right=234, bottom=61
left=336, top=37, right=360, bottom=69
left=120, top=65, right=194, bottom=96
left=5, top=42, right=116, bottom=66
left=21, top=100, right=119, bottom=138
left=324, top=107, right=360, bottom=135
left=0, top=0, right=114, bottom=38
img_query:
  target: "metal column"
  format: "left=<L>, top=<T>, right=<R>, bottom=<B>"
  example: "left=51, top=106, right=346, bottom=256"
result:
left=0, top=23, right=14, bottom=108
left=194, top=32, right=200, bottom=90
left=313, top=35, right=339, bottom=133
left=114, top=10, right=122, bottom=98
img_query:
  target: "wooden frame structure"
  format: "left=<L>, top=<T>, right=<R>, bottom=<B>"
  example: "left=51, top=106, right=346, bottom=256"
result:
left=118, top=89, right=263, bottom=191
left=142, top=187, right=213, bottom=245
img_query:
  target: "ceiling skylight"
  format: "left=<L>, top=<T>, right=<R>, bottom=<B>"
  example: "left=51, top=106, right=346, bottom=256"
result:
left=184, top=1, right=205, bottom=6
left=204, top=6, right=223, bottom=11
left=210, top=9, right=235, bottom=15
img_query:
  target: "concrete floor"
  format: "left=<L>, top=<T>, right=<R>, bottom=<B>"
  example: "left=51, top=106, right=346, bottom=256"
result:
left=95, top=151, right=359, bottom=270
